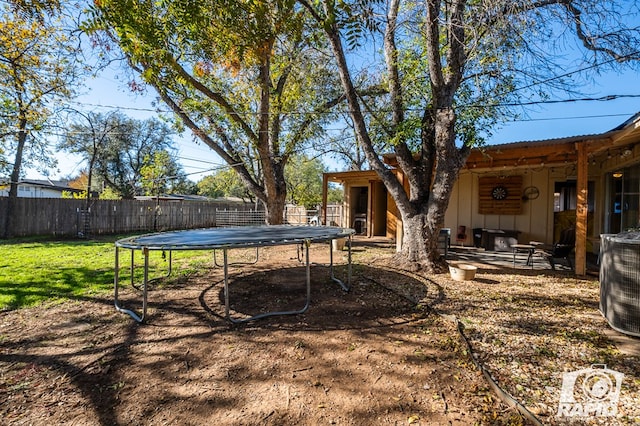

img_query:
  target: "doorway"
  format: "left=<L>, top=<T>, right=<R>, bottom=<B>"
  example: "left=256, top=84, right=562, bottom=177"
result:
left=349, top=186, right=368, bottom=234
left=553, top=180, right=595, bottom=241
left=605, top=167, right=640, bottom=234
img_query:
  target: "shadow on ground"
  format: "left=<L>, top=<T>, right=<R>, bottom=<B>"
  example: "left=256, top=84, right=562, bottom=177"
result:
left=4, top=262, right=496, bottom=426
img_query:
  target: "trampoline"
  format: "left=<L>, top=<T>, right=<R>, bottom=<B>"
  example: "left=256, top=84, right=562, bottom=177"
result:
left=114, top=225, right=355, bottom=323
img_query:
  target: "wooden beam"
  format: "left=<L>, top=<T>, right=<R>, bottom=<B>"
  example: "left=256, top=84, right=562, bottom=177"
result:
left=584, top=136, right=614, bottom=155
left=464, top=142, right=578, bottom=169
left=323, top=170, right=380, bottom=181
left=575, top=143, right=588, bottom=276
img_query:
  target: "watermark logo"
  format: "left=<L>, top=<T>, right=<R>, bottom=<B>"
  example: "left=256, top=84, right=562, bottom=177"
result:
left=557, top=364, right=623, bottom=418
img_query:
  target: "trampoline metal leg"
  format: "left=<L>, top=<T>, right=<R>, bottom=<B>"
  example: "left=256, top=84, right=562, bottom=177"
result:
left=297, top=237, right=352, bottom=292
left=165, top=250, right=172, bottom=277
left=130, top=249, right=172, bottom=291
left=329, top=239, right=350, bottom=291
left=224, top=244, right=311, bottom=324
left=130, top=250, right=134, bottom=288
left=328, top=236, right=352, bottom=292
left=223, top=249, right=230, bottom=320
left=114, top=246, right=148, bottom=323
left=296, top=243, right=304, bottom=263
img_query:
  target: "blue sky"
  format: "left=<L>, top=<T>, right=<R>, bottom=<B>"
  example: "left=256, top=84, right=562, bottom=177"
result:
left=28, top=57, right=640, bottom=182
left=489, top=67, right=640, bottom=145
left=34, top=67, right=225, bottom=182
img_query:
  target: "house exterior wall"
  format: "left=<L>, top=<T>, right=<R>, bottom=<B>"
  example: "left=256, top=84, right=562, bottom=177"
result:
left=332, top=150, right=640, bottom=250
left=445, top=146, right=640, bottom=249
left=1, top=183, right=66, bottom=198
left=446, top=167, right=557, bottom=246
left=374, top=163, right=574, bottom=247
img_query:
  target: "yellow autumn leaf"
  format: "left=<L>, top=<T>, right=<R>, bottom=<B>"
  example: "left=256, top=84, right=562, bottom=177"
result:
left=408, top=414, right=420, bottom=424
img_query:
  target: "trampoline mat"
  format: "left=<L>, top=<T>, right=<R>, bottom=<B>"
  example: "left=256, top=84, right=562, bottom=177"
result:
left=116, top=225, right=354, bottom=250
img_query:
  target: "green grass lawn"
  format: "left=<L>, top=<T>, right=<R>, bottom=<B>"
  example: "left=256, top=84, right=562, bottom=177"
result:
left=0, top=236, right=211, bottom=311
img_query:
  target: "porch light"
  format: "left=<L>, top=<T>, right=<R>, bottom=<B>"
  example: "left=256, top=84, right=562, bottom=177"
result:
left=613, top=171, right=623, bottom=178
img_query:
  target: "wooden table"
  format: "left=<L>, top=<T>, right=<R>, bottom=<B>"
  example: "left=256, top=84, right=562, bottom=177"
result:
left=512, top=244, right=536, bottom=268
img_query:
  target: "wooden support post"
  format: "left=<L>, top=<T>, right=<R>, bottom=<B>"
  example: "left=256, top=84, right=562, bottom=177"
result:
left=575, top=143, right=588, bottom=276
left=322, top=174, right=329, bottom=226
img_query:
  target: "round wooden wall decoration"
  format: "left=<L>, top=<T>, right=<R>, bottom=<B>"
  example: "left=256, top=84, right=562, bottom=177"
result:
left=491, top=185, right=508, bottom=200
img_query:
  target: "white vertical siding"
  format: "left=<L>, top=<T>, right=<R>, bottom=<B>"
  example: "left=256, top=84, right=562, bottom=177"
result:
left=447, top=168, right=557, bottom=245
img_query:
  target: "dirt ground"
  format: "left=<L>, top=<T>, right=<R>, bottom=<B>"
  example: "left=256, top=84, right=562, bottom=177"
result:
left=1, top=241, right=639, bottom=425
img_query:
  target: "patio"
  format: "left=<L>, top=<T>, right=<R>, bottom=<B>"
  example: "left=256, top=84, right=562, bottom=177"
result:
left=350, top=235, right=597, bottom=275
left=446, top=245, right=594, bottom=274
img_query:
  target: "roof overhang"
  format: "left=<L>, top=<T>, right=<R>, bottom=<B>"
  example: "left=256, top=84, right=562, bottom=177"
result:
left=324, top=170, right=380, bottom=183
left=326, top=112, right=640, bottom=176
left=467, top=117, right=640, bottom=170
left=464, top=134, right=609, bottom=169
left=382, top=113, right=640, bottom=171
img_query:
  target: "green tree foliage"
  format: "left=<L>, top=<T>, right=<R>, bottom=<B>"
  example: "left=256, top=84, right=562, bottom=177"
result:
left=98, top=186, right=120, bottom=200
left=140, top=150, right=192, bottom=196
left=300, top=0, right=640, bottom=271
left=59, top=111, right=120, bottom=206
left=284, top=154, right=324, bottom=208
left=59, top=112, right=178, bottom=198
left=326, top=183, right=343, bottom=204
left=85, top=0, right=342, bottom=224
left=197, top=168, right=254, bottom=201
left=61, top=189, right=86, bottom=199
left=0, top=4, right=82, bottom=237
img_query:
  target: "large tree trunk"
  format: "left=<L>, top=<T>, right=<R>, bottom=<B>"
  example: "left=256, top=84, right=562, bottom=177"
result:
left=399, top=213, right=440, bottom=269
left=263, top=189, right=286, bottom=225
left=395, top=189, right=454, bottom=273
left=2, top=120, right=28, bottom=238
left=256, top=54, right=287, bottom=226
left=392, top=109, right=467, bottom=272
left=259, top=156, right=287, bottom=225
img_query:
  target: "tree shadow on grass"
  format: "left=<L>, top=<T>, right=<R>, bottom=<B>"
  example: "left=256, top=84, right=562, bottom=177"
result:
left=0, top=265, right=115, bottom=310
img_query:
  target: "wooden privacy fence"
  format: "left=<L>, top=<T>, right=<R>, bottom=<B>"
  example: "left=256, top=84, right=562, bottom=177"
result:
left=0, top=198, right=258, bottom=237
left=0, top=198, right=345, bottom=238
